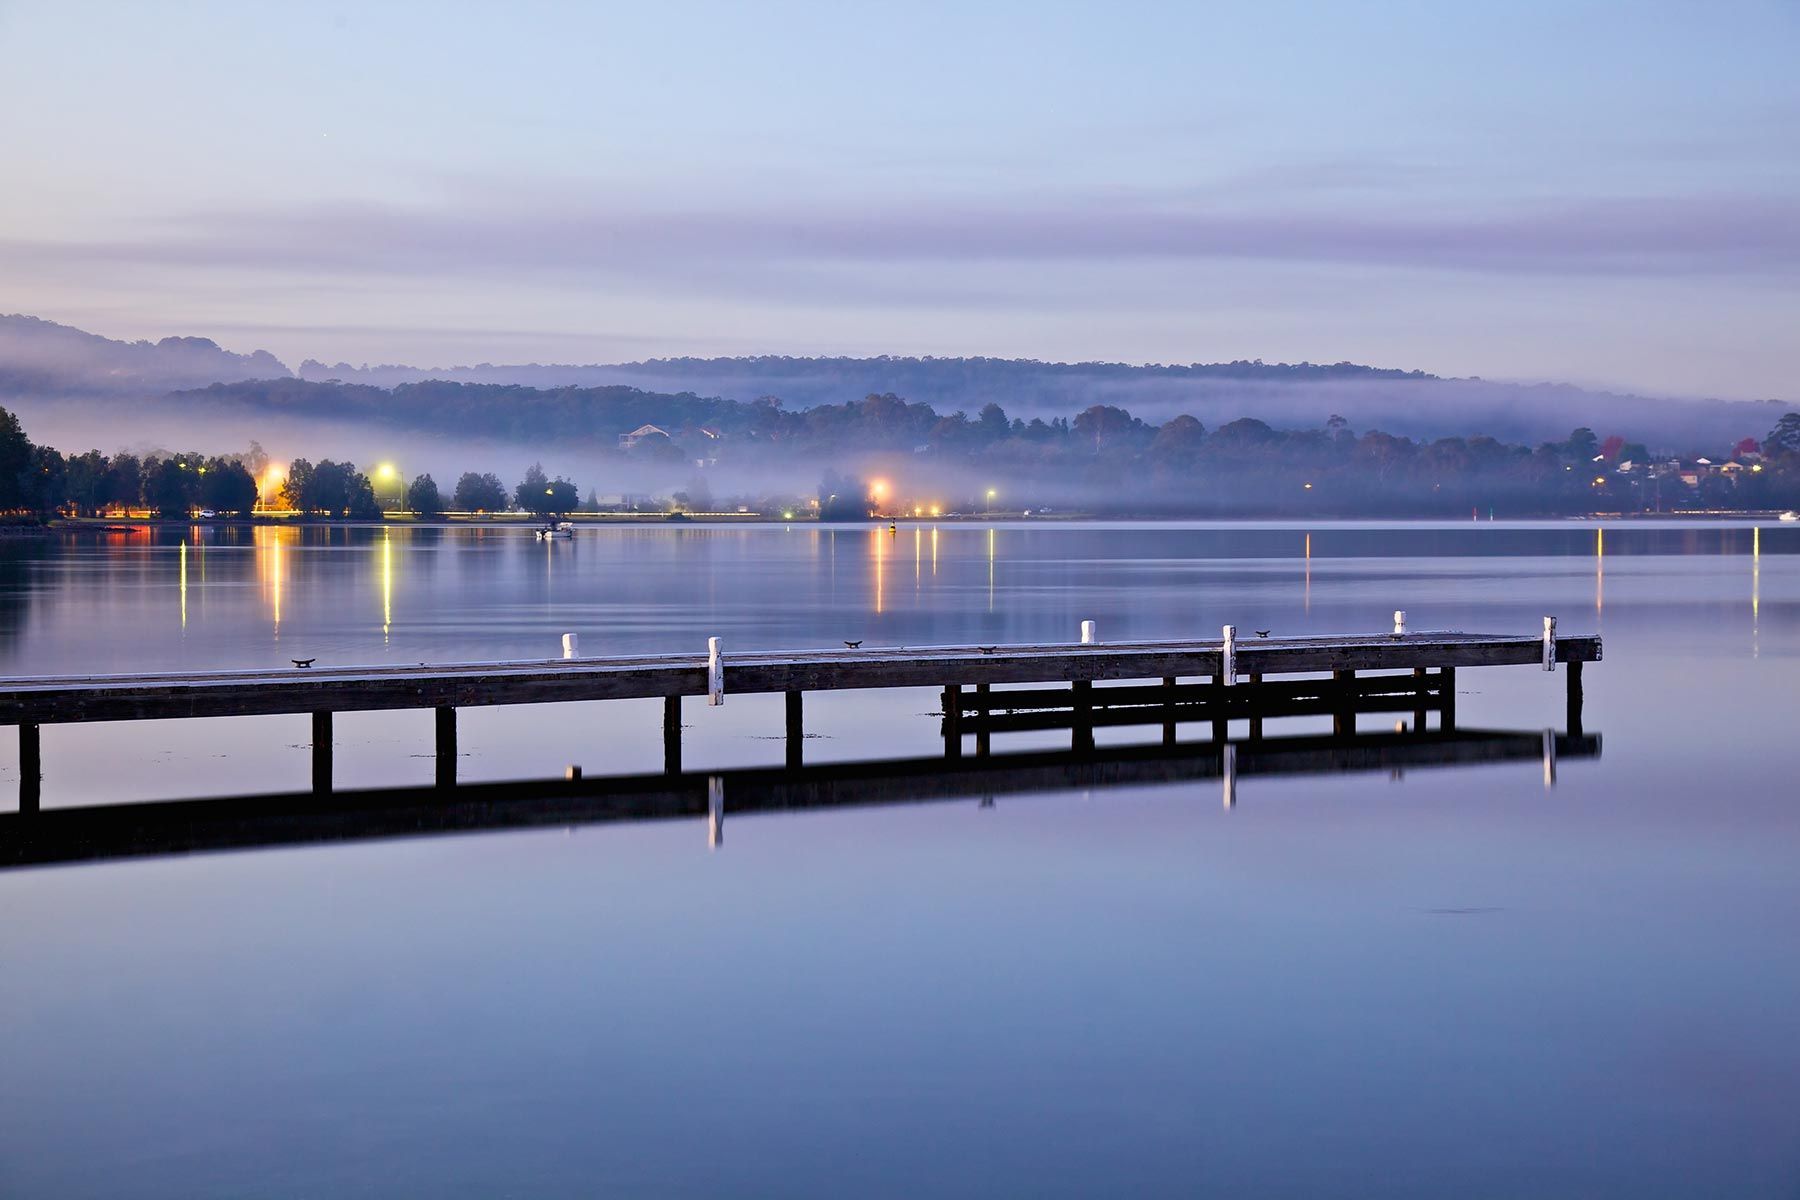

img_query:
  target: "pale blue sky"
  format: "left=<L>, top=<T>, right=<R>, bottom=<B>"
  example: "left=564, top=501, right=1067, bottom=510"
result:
left=1, top=0, right=1795, bottom=396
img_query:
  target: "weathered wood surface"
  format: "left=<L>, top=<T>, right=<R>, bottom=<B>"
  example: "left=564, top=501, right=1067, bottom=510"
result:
left=961, top=690, right=1450, bottom=735
left=954, top=672, right=1449, bottom=713
left=0, top=728, right=1601, bottom=870
left=0, top=632, right=1599, bottom=726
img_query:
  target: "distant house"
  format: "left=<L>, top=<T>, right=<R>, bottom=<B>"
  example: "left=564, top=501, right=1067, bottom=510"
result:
left=618, top=424, right=671, bottom=450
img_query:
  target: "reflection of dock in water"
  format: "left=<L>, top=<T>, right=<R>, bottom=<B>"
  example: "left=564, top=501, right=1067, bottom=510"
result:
left=0, top=727, right=1600, bottom=871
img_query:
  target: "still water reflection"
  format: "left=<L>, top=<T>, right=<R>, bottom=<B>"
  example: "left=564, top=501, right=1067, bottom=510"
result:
left=1, top=521, right=1797, bottom=1198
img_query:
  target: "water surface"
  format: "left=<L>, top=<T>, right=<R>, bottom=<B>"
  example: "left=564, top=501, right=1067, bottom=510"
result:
left=2, top=521, right=1797, bottom=1197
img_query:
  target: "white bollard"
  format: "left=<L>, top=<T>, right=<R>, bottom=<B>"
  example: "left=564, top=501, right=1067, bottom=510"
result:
left=1542, top=616, right=1557, bottom=670
left=1221, top=624, right=1236, bottom=687
left=1394, top=610, right=1407, bottom=635
left=707, top=636, right=725, bottom=705
left=1080, top=619, right=1097, bottom=645
left=562, top=633, right=580, bottom=659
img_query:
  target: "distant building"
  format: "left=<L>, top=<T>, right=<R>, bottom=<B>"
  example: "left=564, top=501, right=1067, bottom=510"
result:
left=618, top=425, right=671, bottom=450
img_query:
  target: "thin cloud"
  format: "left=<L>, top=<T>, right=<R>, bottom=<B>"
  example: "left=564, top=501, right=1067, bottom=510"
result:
left=4, top=189, right=1795, bottom=292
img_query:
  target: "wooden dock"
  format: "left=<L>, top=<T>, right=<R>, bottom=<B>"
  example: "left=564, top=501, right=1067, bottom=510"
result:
left=0, top=617, right=1599, bottom=810
left=0, top=726, right=1602, bottom=871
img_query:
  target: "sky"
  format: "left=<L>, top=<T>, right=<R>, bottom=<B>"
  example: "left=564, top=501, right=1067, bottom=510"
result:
left=0, top=0, right=1796, bottom=398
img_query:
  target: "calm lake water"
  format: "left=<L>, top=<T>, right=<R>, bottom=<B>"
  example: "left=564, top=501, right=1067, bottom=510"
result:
left=2, top=521, right=1797, bottom=1197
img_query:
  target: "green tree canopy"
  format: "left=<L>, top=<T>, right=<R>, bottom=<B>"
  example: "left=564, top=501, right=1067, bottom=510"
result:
left=407, top=473, right=444, bottom=516
left=454, top=471, right=508, bottom=512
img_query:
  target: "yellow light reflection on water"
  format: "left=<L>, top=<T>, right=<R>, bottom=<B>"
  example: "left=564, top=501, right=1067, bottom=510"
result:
left=987, top=527, right=996, bottom=612
left=261, top=527, right=285, bottom=638
left=178, top=541, right=187, bottom=630
left=872, top=525, right=885, bottom=613
left=1752, top=525, right=1761, bottom=654
left=914, top=526, right=922, bottom=589
left=382, top=528, right=393, bottom=642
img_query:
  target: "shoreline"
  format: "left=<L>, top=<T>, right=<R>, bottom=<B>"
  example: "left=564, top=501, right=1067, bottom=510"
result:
left=39, top=508, right=1800, bottom=531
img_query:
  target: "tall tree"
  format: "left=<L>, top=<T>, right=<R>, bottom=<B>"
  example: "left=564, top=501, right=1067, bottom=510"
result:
left=0, top=405, right=35, bottom=512
left=105, top=453, right=143, bottom=511
left=201, top=458, right=259, bottom=516
left=454, top=471, right=508, bottom=512
left=516, top=462, right=552, bottom=514
left=1765, top=413, right=1800, bottom=458
left=147, top=458, right=193, bottom=518
left=407, top=474, right=444, bottom=516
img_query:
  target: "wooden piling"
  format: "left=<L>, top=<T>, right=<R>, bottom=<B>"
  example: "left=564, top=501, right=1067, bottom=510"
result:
left=1161, top=676, right=1177, bottom=746
left=943, top=684, right=962, bottom=759
left=785, top=691, right=804, bottom=770
left=1566, top=659, right=1584, bottom=737
left=663, top=695, right=682, bottom=774
left=434, top=706, right=456, bottom=788
left=1248, top=674, right=1264, bottom=740
left=19, top=722, right=39, bottom=813
left=1412, top=667, right=1428, bottom=731
left=312, top=711, right=333, bottom=794
left=1441, top=666, right=1457, bottom=731
left=975, top=683, right=991, bottom=757
left=1332, top=670, right=1356, bottom=736
left=1071, top=680, right=1094, bottom=752
left=1212, top=672, right=1228, bottom=743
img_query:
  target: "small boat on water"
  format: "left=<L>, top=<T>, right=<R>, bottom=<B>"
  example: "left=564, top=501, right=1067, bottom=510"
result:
left=534, top=521, right=575, bottom=539
left=1779, top=511, right=1799, bottom=523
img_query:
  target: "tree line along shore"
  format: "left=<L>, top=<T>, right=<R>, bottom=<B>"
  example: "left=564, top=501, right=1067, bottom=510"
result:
left=3, top=399, right=1798, bottom=522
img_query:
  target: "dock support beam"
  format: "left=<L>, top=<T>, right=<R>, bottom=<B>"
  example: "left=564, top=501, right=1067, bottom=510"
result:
left=1161, top=677, right=1176, bottom=746
left=942, top=685, right=961, bottom=758
left=1248, top=675, right=1264, bottom=740
left=663, top=695, right=682, bottom=774
left=1441, top=667, right=1457, bottom=731
left=1071, top=680, right=1094, bottom=753
left=1566, top=659, right=1584, bottom=737
left=434, top=707, right=456, bottom=788
left=312, top=711, right=333, bottom=794
left=975, top=683, right=991, bottom=757
left=785, top=691, right=804, bottom=770
left=1332, top=670, right=1355, bottom=736
left=19, top=722, right=40, bottom=813
left=1412, top=667, right=1429, bottom=732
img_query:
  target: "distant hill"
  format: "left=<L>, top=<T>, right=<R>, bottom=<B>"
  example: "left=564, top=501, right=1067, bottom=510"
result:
left=0, top=314, right=291, bottom=396
left=297, top=352, right=1783, bottom=450
left=0, top=314, right=1786, bottom=452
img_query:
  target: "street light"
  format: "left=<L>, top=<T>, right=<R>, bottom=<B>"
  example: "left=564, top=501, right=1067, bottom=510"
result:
left=374, top=462, right=403, bottom=512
